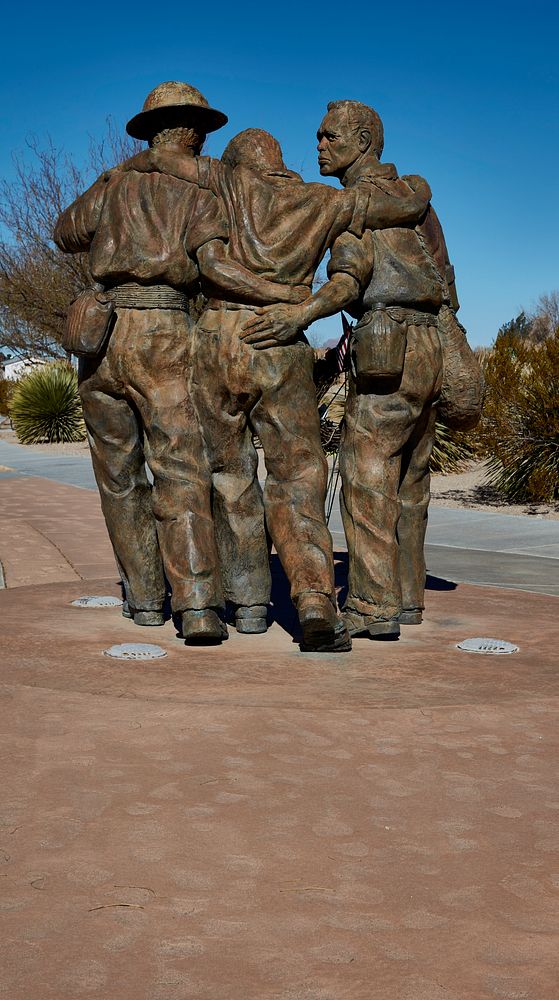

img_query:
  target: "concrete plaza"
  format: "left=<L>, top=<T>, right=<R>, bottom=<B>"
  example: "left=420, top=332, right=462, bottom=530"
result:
left=1, top=441, right=558, bottom=999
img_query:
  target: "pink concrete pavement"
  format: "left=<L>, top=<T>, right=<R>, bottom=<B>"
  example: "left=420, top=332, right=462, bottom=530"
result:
left=1, top=475, right=559, bottom=998
left=0, top=476, right=116, bottom=588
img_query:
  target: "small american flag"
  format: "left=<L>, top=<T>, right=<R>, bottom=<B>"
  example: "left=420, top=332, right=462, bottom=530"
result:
left=335, top=313, right=352, bottom=371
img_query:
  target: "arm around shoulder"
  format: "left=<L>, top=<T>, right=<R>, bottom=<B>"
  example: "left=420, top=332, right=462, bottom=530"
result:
left=364, top=174, right=432, bottom=230
left=197, top=240, right=307, bottom=306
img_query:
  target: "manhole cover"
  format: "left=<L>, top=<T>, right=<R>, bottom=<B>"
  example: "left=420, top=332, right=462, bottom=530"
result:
left=456, top=637, right=519, bottom=655
left=103, top=643, right=167, bottom=660
left=72, top=596, right=123, bottom=608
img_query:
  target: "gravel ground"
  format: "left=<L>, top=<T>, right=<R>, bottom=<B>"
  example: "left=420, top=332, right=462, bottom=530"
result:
left=430, top=459, right=559, bottom=520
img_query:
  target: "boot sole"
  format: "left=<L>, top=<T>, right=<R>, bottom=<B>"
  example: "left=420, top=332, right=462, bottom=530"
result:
left=301, top=616, right=336, bottom=648
left=182, top=611, right=228, bottom=644
left=300, top=621, right=351, bottom=653
left=399, top=611, right=423, bottom=625
left=183, top=625, right=228, bottom=645
left=300, top=635, right=352, bottom=653
left=344, top=617, right=400, bottom=640
left=367, top=621, right=400, bottom=639
left=236, top=619, right=268, bottom=634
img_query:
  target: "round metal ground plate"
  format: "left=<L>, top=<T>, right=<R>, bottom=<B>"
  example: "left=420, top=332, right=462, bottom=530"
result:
left=72, top=596, right=123, bottom=608
left=457, top=637, right=519, bottom=655
left=103, top=643, right=167, bottom=660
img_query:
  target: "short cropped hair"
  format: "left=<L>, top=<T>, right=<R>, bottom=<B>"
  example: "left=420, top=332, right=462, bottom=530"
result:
left=327, top=100, right=384, bottom=158
left=222, top=129, right=285, bottom=170
left=150, top=126, right=205, bottom=155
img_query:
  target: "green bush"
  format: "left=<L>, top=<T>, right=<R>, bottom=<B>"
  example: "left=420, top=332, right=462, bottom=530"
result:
left=9, top=362, right=86, bottom=444
left=476, top=329, right=559, bottom=502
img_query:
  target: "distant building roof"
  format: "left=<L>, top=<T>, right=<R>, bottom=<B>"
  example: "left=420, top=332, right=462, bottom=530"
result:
left=2, top=357, right=47, bottom=380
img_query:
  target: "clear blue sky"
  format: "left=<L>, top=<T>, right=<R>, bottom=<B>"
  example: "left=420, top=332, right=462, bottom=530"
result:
left=1, top=0, right=557, bottom=347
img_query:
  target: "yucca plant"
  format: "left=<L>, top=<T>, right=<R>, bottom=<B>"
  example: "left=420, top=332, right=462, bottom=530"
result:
left=430, top=421, right=476, bottom=474
left=10, top=362, right=86, bottom=444
left=483, top=330, right=559, bottom=502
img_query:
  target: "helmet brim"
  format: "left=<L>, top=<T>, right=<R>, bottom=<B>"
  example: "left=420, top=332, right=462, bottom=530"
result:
left=126, top=103, right=228, bottom=140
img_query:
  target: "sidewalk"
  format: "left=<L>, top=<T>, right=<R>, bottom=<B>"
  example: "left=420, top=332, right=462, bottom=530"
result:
left=0, top=476, right=116, bottom=588
left=2, top=573, right=559, bottom=998
left=1, top=435, right=559, bottom=597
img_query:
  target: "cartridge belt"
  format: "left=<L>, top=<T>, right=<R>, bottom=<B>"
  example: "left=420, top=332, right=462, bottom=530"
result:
left=107, top=282, right=189, bottom=310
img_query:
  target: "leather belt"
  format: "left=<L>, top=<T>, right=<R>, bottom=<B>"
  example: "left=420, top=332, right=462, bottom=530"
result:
left=360, top=303, right=439, bottom=327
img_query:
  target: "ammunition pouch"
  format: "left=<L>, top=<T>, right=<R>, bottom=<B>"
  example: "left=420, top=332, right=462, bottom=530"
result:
left=62, top=286, right=115, bottom=357
left=350, top=305, right=436, bottom=380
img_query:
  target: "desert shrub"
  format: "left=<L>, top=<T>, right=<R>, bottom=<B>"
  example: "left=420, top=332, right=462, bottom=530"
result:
left=477, top=329, right=559, bottom=502
left=430, top=422, right=476, bottom=474
left=10, top=362, right=85, bottom=444
left=0, top=377, right=15, bottom=417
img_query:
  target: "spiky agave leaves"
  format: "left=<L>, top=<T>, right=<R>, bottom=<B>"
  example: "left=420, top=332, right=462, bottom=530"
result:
left=487, top=434, right=559, bottom=502
left=430, top=422, right=476, bottom=474
left=10, top=362, right=86, bottom=444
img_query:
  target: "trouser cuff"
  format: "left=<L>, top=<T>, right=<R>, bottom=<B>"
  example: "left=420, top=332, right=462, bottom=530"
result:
left=173, top=599, right=225, bottom=614
left=344, top=597, right=400, bottom=620
left=128, top=597, right=166, bottom=612
left=294, top=589, right=336, bottom=607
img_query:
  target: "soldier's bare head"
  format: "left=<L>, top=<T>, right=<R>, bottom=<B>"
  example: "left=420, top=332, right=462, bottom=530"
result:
left=317, top=100, right=384, bottom=179
left=149, top=126, right=206, bottom=156
left=222, top=129, right=286, bottom=172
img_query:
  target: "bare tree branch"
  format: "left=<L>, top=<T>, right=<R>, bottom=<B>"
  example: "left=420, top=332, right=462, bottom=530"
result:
left=0, top=121, right=140, bottom=358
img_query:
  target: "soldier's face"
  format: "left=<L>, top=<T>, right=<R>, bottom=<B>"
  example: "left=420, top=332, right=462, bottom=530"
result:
left=317, top=110, right=361, bottom=178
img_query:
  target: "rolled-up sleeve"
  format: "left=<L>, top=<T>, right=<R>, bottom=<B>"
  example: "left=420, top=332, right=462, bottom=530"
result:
left=327, top=229, right=374, bottom=289
left=184, top=189, right=229, bottom=254
left=53, top=175, right=107, bottom=253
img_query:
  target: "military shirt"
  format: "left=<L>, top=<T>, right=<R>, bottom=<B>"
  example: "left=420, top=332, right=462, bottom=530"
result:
left=54, top=168, right=227, bottom=292
left=328, top=156, right=450, bottom=312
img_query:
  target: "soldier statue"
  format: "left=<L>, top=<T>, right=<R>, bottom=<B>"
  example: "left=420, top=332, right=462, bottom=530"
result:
left=55, top=83, right=306, bottom=644
left=120, top=126, right=431, bottom=650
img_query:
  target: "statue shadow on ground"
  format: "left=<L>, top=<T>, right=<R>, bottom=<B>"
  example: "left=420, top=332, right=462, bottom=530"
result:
left=269, top=551, right=458, bottom=640
left=425, top=573, right=458, bottom=591
left=270, top=554, right=300, bottom=640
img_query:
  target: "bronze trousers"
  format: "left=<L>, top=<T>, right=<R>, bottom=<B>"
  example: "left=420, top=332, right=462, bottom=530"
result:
left=340, top=322, right=442, bottom=620
left=78, top=307, right=223, bottom=614
left=193, top=305, right=335, bottom=606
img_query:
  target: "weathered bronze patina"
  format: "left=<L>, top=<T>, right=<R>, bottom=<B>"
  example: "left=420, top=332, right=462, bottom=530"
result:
left=55, top=83, right=477, bottom=653
left=315, top=99, right=481, bottom=638
left=123, top=129, right=431, bottom=650
left=55, top=83, right=245, bottom=643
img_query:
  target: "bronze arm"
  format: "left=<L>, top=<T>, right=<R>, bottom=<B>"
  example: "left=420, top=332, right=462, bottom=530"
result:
left=197, top=241, right=309, bottom=307
left=363, top=174, right=432, bottom=230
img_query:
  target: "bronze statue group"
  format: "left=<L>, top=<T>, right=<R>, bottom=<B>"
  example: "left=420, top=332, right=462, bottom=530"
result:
left=55, top=82, right=483, bottom=653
